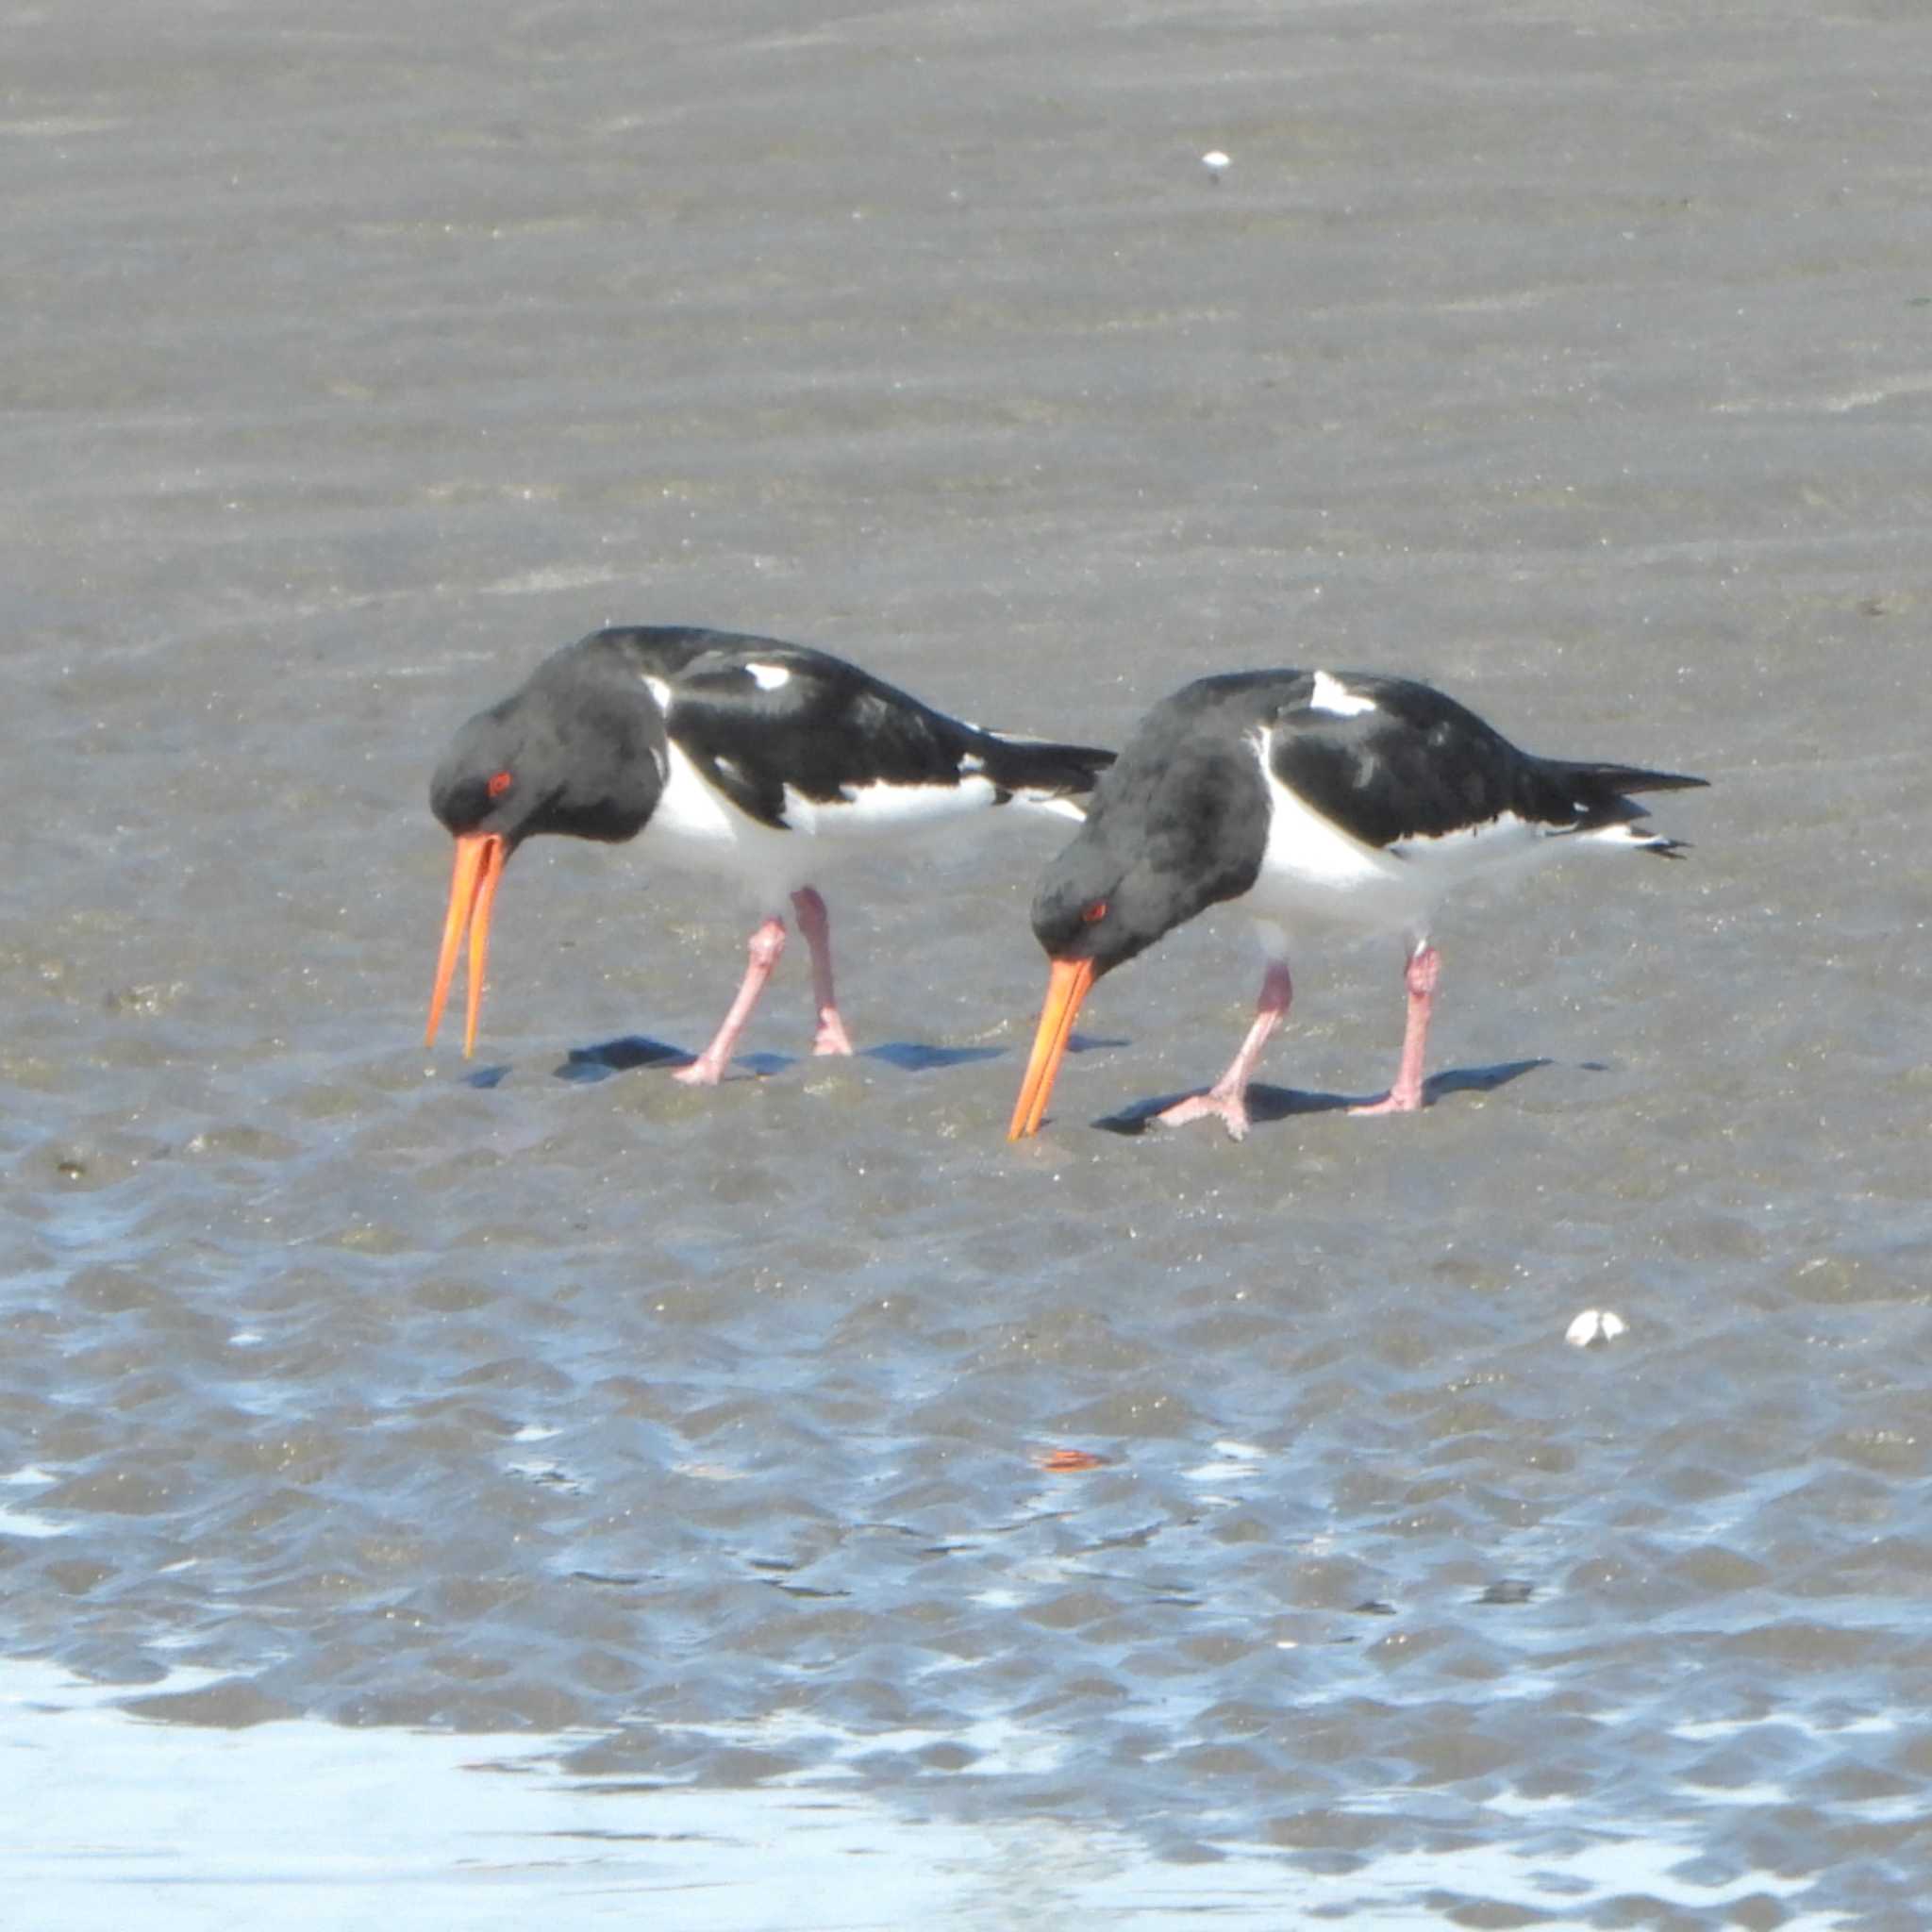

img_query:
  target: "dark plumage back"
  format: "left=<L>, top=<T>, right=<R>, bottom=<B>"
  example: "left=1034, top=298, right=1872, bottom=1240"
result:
left=593, top=625, right=1113, bottom=824
left=1257, top=673, right=1707, bottom=850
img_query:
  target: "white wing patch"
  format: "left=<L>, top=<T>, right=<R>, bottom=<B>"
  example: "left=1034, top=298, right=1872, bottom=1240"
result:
left=780, top=774, right=1000, bottom=834
left=1390, top=811, right=1543, bottom=869
left=1577, top=821, right=1672, bottom=851
left=641, top=674, right=674, bottom=710
left=1024, top=792, right=1090, bottom=823
left=1308, top=670, right=1377, bottom=718
left=745, top=661, right=791, bottom=691
left=641, top=739, right=1080, bottom=914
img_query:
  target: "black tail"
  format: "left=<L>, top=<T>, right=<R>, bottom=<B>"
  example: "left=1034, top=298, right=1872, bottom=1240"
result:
left=1544, top=758, right=1708, bottom=798
left=1543, top=760, right=1707, bottom=820
left=1537, top=758, right=1707, bottom=854
left=976, top=732, right=1118, bottom=813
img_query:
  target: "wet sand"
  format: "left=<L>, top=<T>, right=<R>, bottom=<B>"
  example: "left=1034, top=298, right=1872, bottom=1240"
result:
left=5, top=3, right=1930, bottom=1924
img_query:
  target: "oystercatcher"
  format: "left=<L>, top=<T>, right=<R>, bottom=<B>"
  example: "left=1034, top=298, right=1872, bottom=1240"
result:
left=425, top=625, right=1114, bottom=1077
left=1008, top=669, right=1707, bottom=1140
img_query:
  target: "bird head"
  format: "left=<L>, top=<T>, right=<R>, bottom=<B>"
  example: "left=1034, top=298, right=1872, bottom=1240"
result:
left=1008, top=731, right=1265, bottom=1140
left=425, top=633, right=670, bottom=1056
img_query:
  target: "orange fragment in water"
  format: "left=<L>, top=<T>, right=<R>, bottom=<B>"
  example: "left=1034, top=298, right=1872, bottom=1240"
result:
left=1033, top=1448, right=1108, bottom=1473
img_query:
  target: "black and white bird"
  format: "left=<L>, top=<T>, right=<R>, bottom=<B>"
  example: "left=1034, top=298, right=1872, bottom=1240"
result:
left=425, top=625, right=1114, bottom=1077
left=1008, top=669, right=1707, bottom=1141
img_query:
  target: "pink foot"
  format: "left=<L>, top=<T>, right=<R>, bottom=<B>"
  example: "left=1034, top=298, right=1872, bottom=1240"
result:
left=811, top=1010, right=855, bottom=1057
left=791, top=887, right=856, bottom=1058
left=675, top=915, right=787, bottom=1085
left=1154, top=1089, right=1252, bottom=1141
left=1150, top=960, right=1291, bottom=1144
left=1348, top=1086, right=1425, bottom=1117
left=1349, top=941, right=1438, bottom=1119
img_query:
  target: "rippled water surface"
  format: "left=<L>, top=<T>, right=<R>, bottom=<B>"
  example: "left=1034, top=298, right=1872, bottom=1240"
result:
left=6, top=3, right=1930, bottom=1925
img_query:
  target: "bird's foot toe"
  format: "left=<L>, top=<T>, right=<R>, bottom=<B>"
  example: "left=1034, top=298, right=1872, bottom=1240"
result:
left=810, top=1016, right=856, bottom=1057
left=1349, top=1089, right=1424, bottom=1117
left=1153, top=1091, right=1251, bottom=1141
left=673, top=1058, right=728, bottom=1087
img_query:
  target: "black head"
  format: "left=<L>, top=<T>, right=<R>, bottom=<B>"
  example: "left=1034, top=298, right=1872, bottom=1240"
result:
left=424, top=632, right=675, bottom=1058
left=1028, top=727, right=1269, bottom=980
left=1009, top=719, right=1269, bottom=1139
left=429, top=631, right=670, bottom=849
left=1028, top=835, right=1148, bottom=981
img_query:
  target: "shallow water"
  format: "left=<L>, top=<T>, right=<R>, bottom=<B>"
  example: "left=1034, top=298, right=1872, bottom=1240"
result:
left=6, top=2, right=1930, bottom=1925
left=0, top=1658, right=1859, bottom=1929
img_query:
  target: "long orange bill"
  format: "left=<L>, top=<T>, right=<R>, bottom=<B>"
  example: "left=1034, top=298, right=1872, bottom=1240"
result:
left=425, top=833, right=508, bottom=1057
left=1008, top=955, right=1096, bottom=1141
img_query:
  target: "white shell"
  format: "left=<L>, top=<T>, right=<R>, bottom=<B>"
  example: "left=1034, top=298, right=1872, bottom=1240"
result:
left=1565, top=1308, right=1628, bottom=1348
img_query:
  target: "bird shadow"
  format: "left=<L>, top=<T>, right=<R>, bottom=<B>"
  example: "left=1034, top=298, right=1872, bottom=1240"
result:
left=553, top=1033, right=1032, bottom=1084
left=1091, top=1057, right=1555, bottom=1135
left=861, top=1041, right=1006, bottom=1073
left=554, top=1035, right=695, bottom=1084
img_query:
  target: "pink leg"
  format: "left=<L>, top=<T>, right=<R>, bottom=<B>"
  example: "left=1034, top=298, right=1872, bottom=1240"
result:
left=1351, top=942, right=1440, bottom=1117
left=675, top=915, right=787, bottom=1086
left=1155, top=959, right=1292, bottom=1142
left=789, top=887, right=855, bottom=1057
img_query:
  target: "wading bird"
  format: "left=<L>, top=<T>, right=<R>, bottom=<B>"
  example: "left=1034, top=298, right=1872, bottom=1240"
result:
left=426, top=626, right=1114, bottom=1079
left=1008, top=668, right=1706, bottom=1140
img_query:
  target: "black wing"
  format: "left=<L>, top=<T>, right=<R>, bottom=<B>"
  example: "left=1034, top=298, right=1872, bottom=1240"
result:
left=1266, top=673, right=1706, bottom=849
left=658, top=637, right=1112, bottom=829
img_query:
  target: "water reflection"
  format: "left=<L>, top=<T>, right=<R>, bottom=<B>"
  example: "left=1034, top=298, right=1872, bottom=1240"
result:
left=2, top=1661, right=1839, bottom=1930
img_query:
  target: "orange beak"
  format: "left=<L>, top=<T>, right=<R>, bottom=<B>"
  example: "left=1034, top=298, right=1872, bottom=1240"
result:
left=1008, top=955, right=1096, bottom=1141
left=425, top=833, right=508, bottom=1057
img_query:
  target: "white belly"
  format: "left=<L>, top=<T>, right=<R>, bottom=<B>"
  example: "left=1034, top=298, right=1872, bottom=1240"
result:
left=640, top=740, right=1013, bottom=911
left=1247, top=760, right=1570, bottom=945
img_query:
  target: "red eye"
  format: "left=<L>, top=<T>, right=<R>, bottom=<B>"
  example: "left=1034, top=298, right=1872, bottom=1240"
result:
left=487, top=770, right=513, bottom=799
left=1081, top=900, right=1108, bottom=924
